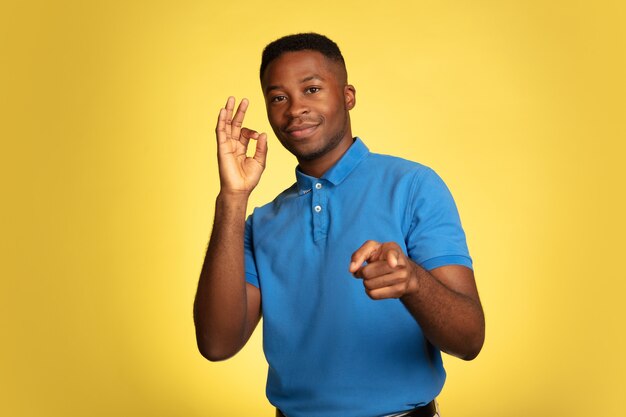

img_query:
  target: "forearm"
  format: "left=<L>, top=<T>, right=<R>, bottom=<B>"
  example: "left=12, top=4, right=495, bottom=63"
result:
left=400, top=264, right=485, bottom=360
left=194, top=192, right=251, bottom=360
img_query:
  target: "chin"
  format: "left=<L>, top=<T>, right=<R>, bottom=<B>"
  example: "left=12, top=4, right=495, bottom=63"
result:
left=286, top=140, right=329, bottom=162
left=296, top=149, right=325, bottom=162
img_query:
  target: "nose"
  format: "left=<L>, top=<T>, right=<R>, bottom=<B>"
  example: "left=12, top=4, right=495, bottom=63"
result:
left=286, top=95, right=309, bottom=118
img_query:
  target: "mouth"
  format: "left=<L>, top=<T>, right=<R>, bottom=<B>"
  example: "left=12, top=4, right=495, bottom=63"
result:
left=284, top=123, right=320, bottom=139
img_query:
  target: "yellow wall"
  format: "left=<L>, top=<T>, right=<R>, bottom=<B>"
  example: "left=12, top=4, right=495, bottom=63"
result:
left=1, top=1, right=624, bottom=415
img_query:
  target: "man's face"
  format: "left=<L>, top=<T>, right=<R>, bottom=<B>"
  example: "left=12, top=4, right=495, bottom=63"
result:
left=261, top=50, right=355, bottom=163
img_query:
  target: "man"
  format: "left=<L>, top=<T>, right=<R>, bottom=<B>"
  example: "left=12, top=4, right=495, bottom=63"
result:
left=194, top=33, right=485, bottom=417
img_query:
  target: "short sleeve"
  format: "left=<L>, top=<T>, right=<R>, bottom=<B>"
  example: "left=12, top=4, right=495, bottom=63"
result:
left=244, top=214, right=260, bottom=288
left=405, top=167, right=473, bottom=271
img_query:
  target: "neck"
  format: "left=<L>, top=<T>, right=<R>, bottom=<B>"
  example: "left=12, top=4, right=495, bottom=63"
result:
left=297, top=135, right=354, bottom=178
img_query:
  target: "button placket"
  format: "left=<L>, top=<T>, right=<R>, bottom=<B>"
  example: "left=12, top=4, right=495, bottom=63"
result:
left=312, top=180, right=328, bottom=241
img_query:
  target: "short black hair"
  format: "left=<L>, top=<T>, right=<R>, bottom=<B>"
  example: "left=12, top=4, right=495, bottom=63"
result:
left=260, top=33, right=346, bottom=80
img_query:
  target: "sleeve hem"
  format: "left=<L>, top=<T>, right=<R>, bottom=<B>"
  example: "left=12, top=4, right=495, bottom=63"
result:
left=245, top=272, right=260, bottom=288
left=420, top=255, right=473, bottom=271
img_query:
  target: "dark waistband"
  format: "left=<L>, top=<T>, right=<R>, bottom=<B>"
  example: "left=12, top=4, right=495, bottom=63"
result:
left=276, top=400, right=437, bottom=417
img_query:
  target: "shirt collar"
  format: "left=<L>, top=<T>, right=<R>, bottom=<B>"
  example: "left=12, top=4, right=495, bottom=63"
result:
left=295, top=137, right=369, bottom=194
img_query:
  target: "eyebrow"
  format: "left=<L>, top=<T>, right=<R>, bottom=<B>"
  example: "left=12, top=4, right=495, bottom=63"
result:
left=265, top=74, right=325, bottom=94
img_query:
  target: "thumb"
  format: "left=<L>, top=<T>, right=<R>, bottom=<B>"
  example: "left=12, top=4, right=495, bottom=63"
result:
left=253, top=132, right=268, bottom=167
left=386, top=250, right=399, bottom=268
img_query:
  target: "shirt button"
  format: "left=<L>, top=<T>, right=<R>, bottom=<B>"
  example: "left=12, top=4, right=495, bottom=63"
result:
left=314, top=205, right=322, bottom=213
left=315, top=183, right=322, bottom=189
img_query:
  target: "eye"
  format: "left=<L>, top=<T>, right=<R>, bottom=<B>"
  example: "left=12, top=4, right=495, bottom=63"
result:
left=270, top=95, right=286, bottom=103
left=305, top=86, right=321, bottom=94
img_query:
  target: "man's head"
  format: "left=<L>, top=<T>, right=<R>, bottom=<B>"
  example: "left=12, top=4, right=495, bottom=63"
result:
left=259, top=33, right=347, bottom=83
left=259, top=33, right=356, bottom=174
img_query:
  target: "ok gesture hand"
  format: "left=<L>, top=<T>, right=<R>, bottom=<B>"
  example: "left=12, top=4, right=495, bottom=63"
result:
left=215, top=96, right=268, bottom=195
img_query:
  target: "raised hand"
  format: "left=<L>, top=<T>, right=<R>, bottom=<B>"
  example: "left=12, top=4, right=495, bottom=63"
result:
left=349, top=241, right=419, bottom=300
left=215, top=96, right=268, bottom=195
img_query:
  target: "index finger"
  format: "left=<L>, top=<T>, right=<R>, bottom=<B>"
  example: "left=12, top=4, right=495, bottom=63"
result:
left=349, top=240, right=381, bottom=273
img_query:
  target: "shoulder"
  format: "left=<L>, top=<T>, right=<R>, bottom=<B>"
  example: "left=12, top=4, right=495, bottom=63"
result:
left=367, top=149, right=429, bottom=173
left=247, top=182, right=299, bottom=222
left=361, top=150, right=440, bottom=187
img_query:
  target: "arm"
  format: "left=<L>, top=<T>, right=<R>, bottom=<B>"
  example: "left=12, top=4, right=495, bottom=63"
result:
left=350, top=241, right=485, bottom=360
left=193, top=97, right=267, bottom=361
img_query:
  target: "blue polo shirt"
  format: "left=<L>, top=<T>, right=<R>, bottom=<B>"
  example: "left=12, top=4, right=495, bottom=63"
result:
left=244, top=138, right=472, bottom=417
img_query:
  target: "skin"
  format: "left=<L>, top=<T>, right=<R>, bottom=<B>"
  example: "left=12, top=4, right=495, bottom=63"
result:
left=193, top=97, right=265, bottom=360
left=261, top=50, right=356, bottom=178
left=193, top=49, right=484, bottom=362
left=349, top=242, right=485, bottom=360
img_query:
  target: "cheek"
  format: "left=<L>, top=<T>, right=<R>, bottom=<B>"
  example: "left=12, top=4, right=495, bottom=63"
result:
left=325, top=100, right=346, bottom=124
left=329, top=93, right=346, bottom=112
left=266, top=108, right=282, bottom=126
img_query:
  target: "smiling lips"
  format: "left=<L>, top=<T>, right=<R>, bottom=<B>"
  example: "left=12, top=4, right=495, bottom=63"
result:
left=284, top=123, right=319, bottom=139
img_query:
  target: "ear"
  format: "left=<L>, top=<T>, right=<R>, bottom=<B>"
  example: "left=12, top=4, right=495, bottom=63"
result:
left=344, top=84, right=356, bottom=110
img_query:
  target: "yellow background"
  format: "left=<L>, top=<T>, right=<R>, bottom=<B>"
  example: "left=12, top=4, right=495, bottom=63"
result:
left=1, top=0, right=624, bottom=416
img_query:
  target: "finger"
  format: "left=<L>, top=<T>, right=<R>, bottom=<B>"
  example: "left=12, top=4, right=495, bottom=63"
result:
left=355, top=259, right=399, bottom=280
left=253, top=132, right=268, bottom=167
left=216, top=108, right=228, bottom=145
left=240, top=127, right=259, bottom=150
left=349, top=240, right=381, bottom=273
left=385, top=249, right=400, bottom=268
left=366, top=282, right=408, bottom=300
left=376, top=242, right=407, bottom=269
left=231, top=98, right=249, bottom=141
left=362, top=271, right=407, bottom=291
left=365, top=285, right=403, bottom=300
left=224, top=96, right=235, bottom=138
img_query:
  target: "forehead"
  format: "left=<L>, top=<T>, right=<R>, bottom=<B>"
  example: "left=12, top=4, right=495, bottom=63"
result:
left=261, top=50, right=343, bottom=88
